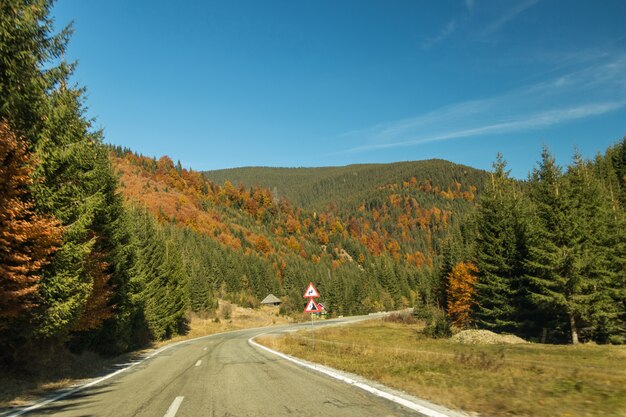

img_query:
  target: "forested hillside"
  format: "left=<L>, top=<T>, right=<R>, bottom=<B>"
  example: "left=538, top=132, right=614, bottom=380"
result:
left=443, top=142, right=626, bottom=344
left=1, top=1, right=624, bottom=378
left=110, top=147, right=486, bottom=317
left=204, top=160, right=484, bottom=211
left=1, top=0, right=488, bottom=368
left=114, top=137, right=626, bottom=346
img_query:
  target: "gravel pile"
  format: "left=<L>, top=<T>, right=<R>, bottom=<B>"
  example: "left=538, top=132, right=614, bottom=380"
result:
left=450, top=329, right=528, bottom=345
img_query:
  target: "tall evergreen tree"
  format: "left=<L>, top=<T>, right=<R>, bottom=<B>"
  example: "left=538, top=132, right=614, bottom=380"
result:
left=525, top=148, right=595, bottom=344
left=30, top=86, right=123, bottom=340
left=591, top=138, right=626, bottom=342
left=128, top=211, right=188, bottom=340
left=0, top=0, right=68, bottom=144
left=473, top=154, right=529, bottom=333
left=563, top=152, right=623, bottom=342
left=1, top=0, right=131, bottom=353
left=608, top=138, right=626, bottom=207
left=0, top=121, right=61, bottom=357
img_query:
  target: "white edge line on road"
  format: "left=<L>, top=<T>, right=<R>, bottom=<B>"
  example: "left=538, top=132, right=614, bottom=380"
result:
left=248, top=335, right=462, bottom=417
left=4, top=326, right=236, bottom=417
left=163, top=396, right=184, bottom=417
left=3, top=340, right=185, bottom=417
left=2, top=316, right=375, bottom=417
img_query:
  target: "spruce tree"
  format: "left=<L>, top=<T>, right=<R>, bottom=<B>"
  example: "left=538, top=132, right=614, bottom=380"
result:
left=566, top=152, right=624, bottom=342
left=1, top=0, right=130, bottom=349
left=0, top=0, right=67, bottom=144
left=31, top=86, right=123, bottom=340
left=608, top=138, right=626, bottom=207
left=473, top=154, right=528, bottom=333
left=129, top=214, right=188, bottom=340
left=0, top=121, right=62, bottom=358
left=525, top=148, right=588, bottom=343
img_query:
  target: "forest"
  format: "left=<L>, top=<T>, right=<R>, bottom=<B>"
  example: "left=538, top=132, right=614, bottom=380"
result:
left=108, top=147, right=483, bottom=320
left=0, top=0, right=625, bottom=373
left=444, top=146, right=626, bottom=344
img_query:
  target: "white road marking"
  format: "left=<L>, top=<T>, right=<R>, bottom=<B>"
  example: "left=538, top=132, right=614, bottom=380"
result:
left=4, top=340, right=190, bottom=417
left=248, top=336, right=463, bottom=417
left=5, top=332, right=219, bottom=417
left=4, top=317, right=370, bottom=417
left=195, top=360, right=202, bottom=367
left=163, top=396, right=184, bottom=417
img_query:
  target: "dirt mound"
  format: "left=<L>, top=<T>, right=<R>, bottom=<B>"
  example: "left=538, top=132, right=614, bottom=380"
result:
left=451, top=329, right=528, bottom=345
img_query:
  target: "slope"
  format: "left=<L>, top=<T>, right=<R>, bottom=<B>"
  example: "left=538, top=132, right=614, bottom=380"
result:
left=204, top=160, right=487, bottom=211
left=111, top=146, right=489, bottom=317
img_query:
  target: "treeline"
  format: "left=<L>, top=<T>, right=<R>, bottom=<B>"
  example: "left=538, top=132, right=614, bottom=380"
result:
left=109, top=147, right=478, bottom=317
left=3, top=2, right=620, bottom=374
left=111, top=145, right=485, bottom=277
left=204, top=159, right=486, bottom=211
left=0, top=0, right=455, bottom=367
left=443, top=142, right=626, bottom=344
left=0, top=1, right=200, bottom=365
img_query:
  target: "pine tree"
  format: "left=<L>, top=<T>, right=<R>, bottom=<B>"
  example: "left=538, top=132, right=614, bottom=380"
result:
left=608, top=138, right=626, bottom=207
left=377, top=255, right=401, bottom=308
left=0, top=121, right=61, bottom=333
left=525, top=148, right=595, bottom=344
left=473, top=154, right=528, bottom=333
left=31, top=86, right=122, bottom=339
left=590, top=138, right=626, bottom=343
left=564, top=152, right=623, bottom=342
left=128, top=212, right=188, bottom=340
left=88, top=208, right=145, bottom=353
left=0, top=0, right=68, bottom=144
left=1, top=0, right=134, bottom=353
left=608, top=213, right=626, bottom=343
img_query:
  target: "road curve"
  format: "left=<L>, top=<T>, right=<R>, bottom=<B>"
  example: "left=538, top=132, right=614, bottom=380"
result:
left=11, top=317, right=429, bottom=417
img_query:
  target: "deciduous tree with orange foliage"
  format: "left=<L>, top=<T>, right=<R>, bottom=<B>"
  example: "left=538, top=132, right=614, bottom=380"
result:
left=0, top=121, right=61, bottom=326
left=446, top=261, right=478, bottom=329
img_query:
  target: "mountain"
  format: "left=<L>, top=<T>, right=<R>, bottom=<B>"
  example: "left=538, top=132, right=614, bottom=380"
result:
left=111, top=146, right=489, bottom=316
left=204, top=160, right=487, bottom=212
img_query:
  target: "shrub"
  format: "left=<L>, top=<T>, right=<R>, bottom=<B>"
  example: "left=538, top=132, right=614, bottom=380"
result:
left=423, top=308, right=452, bottom=338
left=383, top=311, right=417, bottom=324
left=221, top=302, right=232, bottom=320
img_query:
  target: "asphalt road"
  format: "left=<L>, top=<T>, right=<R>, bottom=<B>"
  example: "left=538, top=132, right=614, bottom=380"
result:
left=13, top=317, right=429, bottom=417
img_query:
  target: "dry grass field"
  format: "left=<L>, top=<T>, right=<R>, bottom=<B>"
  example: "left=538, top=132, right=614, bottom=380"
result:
left=258, top=318, right=626, bottom=417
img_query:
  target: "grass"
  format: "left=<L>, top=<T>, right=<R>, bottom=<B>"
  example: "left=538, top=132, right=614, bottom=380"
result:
left=0, top=302, right=292, bottom=408
left=0, top=346, right=123, bottom=409
left=257, top=319, right=626, bottom=417
left=155, top=302, right=293, bottom=346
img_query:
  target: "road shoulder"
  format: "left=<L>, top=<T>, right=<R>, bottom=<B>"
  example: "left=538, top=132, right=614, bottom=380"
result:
left=249, top=333, right=469, bottom=417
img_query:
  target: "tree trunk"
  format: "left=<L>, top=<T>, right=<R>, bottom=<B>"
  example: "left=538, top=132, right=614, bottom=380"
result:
left=569, top=312, right=579, bottom=345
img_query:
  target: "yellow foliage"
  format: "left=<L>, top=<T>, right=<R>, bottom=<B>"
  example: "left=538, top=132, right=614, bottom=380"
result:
left=447, top=262, right=478, bottom=329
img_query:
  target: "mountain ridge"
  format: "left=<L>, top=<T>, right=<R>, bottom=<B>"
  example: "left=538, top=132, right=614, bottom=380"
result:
left=108, top=145, right=488, bottom=318
left=204, top=158, right=488, bottom=211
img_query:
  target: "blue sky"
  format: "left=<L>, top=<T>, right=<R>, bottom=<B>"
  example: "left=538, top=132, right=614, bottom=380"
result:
left=52, top=0, right=626, bottom=177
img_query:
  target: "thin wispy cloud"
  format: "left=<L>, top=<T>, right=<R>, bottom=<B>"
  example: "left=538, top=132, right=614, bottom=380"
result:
left=347, top=101, right=625, bottom=153
left=421, top=19, right=457, bottom=49
left=465, top=0, right=475, bottom=12
left=339, top=55, right=626, bottom=154
left=481, top=0, right=540, bottom=36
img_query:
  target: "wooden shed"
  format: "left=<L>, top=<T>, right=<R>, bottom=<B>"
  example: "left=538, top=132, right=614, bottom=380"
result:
left=260, top=294, right=281, bottom=306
